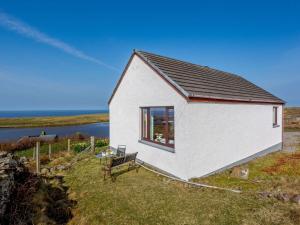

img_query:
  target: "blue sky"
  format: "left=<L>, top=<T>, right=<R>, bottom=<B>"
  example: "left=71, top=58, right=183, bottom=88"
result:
left=0, top=0, right=299, bottom=110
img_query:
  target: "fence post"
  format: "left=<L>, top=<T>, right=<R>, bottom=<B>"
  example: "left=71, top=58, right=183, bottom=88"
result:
left=36, top=142, right=40, bottom=174
left=48, top=143, right=52, bottom=160
left=91, top=136, right=95, bottom=152
left=68, top=139, right=71, bottom=152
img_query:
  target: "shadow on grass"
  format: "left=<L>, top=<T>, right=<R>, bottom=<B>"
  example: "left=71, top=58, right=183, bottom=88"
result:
left=108, top=165, right=140, bottom=182
left=4, top=172, right=76, bottom=225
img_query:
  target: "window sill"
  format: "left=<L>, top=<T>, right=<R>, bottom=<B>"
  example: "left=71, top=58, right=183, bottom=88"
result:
left=138, top=140, right=175, bottom=153
left=273, top=124, right=280, bottom=128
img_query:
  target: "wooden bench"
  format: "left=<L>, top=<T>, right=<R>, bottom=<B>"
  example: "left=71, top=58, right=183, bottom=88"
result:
left=102, top=152, right=138, bottom=180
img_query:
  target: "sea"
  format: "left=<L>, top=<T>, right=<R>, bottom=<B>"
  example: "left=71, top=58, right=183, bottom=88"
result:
left=0, top=110, right=109, bottom=142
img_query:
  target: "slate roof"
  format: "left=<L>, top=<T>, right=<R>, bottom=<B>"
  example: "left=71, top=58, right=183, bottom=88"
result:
left=109, top=50, right=285, bottom=104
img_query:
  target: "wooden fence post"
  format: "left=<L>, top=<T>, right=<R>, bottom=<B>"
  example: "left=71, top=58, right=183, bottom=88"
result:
left=68, top=139, right=71, bottom=152
left=91, top=136, right=95, bottom=152
left=48, top=143, right=52, bottom=160
left=36, top=142, right=40, bottom=174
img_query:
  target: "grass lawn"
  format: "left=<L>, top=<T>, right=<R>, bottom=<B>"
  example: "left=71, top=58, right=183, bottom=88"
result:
left=0, top=113, right=108, bottom=128
left=57, top=152, right=300, bottom=225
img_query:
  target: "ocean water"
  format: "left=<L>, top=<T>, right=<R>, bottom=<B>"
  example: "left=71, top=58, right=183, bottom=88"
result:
left=0, top=110, right=109, bottom=142
left=0, top=122, right=109, bottom=142
left=0, top=110, right=108, bottom=118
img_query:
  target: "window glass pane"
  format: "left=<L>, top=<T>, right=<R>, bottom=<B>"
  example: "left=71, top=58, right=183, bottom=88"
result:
left=150, top=107, right=166, bottom=144
left=273, top=107, right=278, bottom=125
left=142, top=108, right=148, bottom=138
left=168, top=108, right=174, bottom=145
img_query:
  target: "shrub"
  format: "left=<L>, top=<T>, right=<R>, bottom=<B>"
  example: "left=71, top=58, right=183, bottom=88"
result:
left=95, top=139, right=109, bottom=147
left=73, top=142, right=89, bottom=153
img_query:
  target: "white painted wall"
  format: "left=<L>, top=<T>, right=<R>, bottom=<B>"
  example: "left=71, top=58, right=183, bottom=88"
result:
left=109, top=55, right=283, bottom=180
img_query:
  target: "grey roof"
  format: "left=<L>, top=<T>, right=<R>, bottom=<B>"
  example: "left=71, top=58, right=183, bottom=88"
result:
left=135, top=50, right=284, bottom=104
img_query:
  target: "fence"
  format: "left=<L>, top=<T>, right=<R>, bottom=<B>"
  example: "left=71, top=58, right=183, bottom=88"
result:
left=15, top=136, right=109, bottom=174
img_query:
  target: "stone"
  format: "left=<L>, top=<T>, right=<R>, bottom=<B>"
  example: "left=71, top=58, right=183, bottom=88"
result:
left=259, top=191, right=272, bottom=198
left=56, top=165, right=66, bottom=171
left=41, top=168, right=49, bottom=175
left=0, top=152, right=26, bottom=218
left=0, top=151, right=8, bottom=158
left=276, top=193, right=291, bottom=202
left=19, top=156, right=28, bottom=164
left=230, top=167, right=249, bottom=179
left=292, top=195, right=300, bottom=204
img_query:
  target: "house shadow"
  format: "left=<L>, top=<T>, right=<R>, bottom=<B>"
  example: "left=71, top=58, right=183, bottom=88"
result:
left=109, top=165, right=140, bottom=182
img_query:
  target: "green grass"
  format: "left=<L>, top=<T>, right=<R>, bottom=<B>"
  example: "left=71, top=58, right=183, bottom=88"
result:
left=58, top=153, right=300, bottom=225
left=15, top=139, right=90, bottom=158
left=0, top=113, right=108, bottom=128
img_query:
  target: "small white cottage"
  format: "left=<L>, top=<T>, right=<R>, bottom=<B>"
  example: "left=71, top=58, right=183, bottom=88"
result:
left=109, top=50, right=284, bottom=180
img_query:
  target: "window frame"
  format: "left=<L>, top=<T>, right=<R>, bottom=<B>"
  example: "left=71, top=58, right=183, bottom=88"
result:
left=273, top=106, right=279, bottom=127
left=140, top=106, right=174, bottom=148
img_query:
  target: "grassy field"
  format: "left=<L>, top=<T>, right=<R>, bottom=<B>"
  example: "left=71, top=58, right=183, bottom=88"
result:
left=49, top=149, right=300, bottom=225
left=194, top=149, right=300, bottom=193
left=285, top=107, right=300, bottom=131
left=0, top=113, right=108, bottom=128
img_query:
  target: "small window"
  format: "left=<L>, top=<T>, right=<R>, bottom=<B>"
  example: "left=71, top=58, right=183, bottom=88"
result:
left=141, top=106, right=174, bottom=148
left=273, top=106, right=278, bottom=127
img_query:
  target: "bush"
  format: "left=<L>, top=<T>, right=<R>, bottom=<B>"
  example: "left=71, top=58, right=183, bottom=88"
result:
left=73, top=142, right=89, bottom=153
left=95, top=139, right=109, bottom=148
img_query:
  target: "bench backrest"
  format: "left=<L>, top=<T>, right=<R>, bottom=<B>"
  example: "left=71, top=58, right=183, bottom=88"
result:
left=110, top=152, right=138, bottom=168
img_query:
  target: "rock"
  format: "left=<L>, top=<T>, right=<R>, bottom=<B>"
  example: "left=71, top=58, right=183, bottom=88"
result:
left=65, top=163, right=72, bottom=169
left=259, top=191, right=272, bottom=198
left=230, top=167, right=249, bottom=179
left=19, top=156, right=28, bottom=164
left=41, top=168, right=49, bottom=175
left=0, top=151, right=27, bottom=218
left=292, top=195, right=300, bottom=204
left=56, top=165, right=66, bottom=171
left=276, top=193, right=291, bottom=202
left=0, top=151, right=8, bottom=158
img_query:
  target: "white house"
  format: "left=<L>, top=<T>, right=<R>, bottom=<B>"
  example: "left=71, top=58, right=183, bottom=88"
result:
left=109, top=50, right=285, bottom=180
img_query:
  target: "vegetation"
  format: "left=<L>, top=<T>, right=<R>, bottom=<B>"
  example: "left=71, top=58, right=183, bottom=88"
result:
left=6, top=136, right=300, bottom=224
left=15, top=138, right=90, bottom=158
left=193, top=148, right=300, bottom=194
left=95, top=138, right=109, bottom=147
left=53, top=150, right=299, bottom=225
left=285, top=107, right=300, bottom=131
left=73, top=142, right=89, bottom=153
left=0, top=113, right=108, bottom=128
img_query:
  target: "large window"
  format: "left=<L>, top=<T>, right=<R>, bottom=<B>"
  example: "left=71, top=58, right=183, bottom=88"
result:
left=141, top=106, right=174, bottom=148
left=273, top=106, right=278, bottom=127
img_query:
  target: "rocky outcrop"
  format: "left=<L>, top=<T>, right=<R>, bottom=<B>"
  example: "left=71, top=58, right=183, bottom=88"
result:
left=0, top=151, right=26, bottom=219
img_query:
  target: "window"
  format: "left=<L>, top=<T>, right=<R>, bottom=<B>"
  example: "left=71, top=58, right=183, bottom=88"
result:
left=273, top=106, right=278, bottom=127
left=141, top=107, right=174, bottom=148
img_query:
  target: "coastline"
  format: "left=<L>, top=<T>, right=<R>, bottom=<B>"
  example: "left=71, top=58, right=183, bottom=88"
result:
left=0, top=113, right=109, bottom=128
